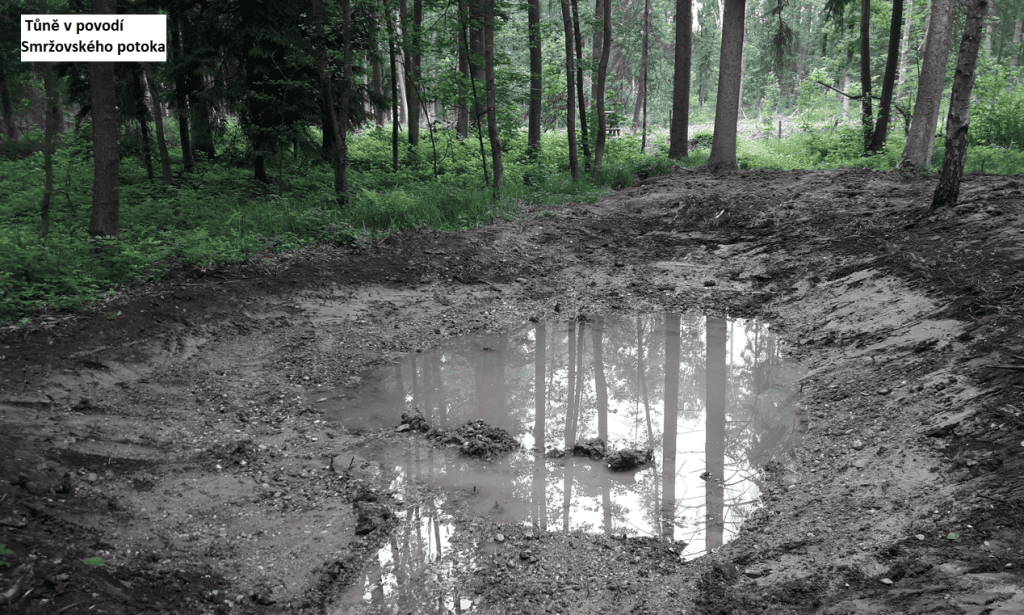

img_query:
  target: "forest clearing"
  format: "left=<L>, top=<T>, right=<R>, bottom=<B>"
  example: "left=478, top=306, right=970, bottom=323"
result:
left=4, top=0, right=1024, bottom=611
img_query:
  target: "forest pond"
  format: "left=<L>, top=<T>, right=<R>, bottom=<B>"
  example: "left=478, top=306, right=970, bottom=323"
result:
left=320, top=313, right=804, bottom=612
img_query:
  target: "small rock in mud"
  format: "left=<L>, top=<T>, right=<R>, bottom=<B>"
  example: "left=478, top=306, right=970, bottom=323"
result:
left=545, top=447, right=566, bottom=458
left=572, top=438, right=608, bottom=460
left=354, top=501, right=393, bottom=535
left=399, top=409, right=430, bottom=432
left=607, top=448, right=654, bottom=471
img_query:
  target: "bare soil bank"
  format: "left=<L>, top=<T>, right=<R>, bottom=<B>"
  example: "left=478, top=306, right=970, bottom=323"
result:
left=1, top=168, right=1022, bottom=614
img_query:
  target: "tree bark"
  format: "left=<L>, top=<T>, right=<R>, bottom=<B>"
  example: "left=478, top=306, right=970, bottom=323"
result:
left=560, top=0, right=580, bottom=180
left=869, top=0, right=905, bottom=152
left=900, top=0, right=956, bottom=170
left=591, top=0, right=604, bottom=107
left=38, top=0, right=58, bottom=239
left=932, top=0, right=989, bottom=209
left=313, top=0, right=347, bottom=199
left=170, top=9, right=195, bottom=173
left=181, top=8, right=215, bottom=160
left=897, top=0, right=914, bottom=99
left=132, top=66, right=155, bottom=182
left=142, top=63, right=174, bottom=184
left=841, top=51, right=852, bottom=119
left=859, top=0, right=874, bottom=149
left=399, top=0, right=421, bottom=146
left=89, top=0, right=120, bottom=238
left=456, top=0, right=470, bottom=138
left=339, top=0, right=352, bottom=198
left=1012, top=19, right=1022, bottom=67
left=591, top=0, right=611, bottom=178
left=637, top=0, right=651, bottom=144
left=0, top=51, right=17, bottom=143
left=706, top=0, right=747, bottom=172
left=668, top=0, right=692, bottom=159
left=483, top=0, right=503, bottom=191
left=389, top=26, right=400, bottom=171
left=527, top=0, right=542, bottom=158
left=570, top=0, right=591, bottom=168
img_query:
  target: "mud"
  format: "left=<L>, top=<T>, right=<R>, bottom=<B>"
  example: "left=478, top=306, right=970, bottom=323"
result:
left=1, top=168, right=1023, bottom=614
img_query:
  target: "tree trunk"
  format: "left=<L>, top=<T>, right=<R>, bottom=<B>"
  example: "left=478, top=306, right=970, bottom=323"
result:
left=591, top=0, right=604, bottom=107
left=932, top=0, right=989, bottom=209
left=632, top=77, right=643, bottom=132
left=89, top=0, right=120, bottom=238
left=1012, top=19, right=1022, bottom=67
left=133, top=67, right=155, bottom=182
left=456, top=0, right=470, bottom=138
left=591, top=0, right=611, bottom=178
left=399, top=0, right=421, bottom=146
left=38, top=0, right=57, bottom=240
left=984, top=1, right=994, bottom=55
left=469, top=0, right=486, bottom=129
left=706, top=0, right=747, bottom=172
left=371, top=55, right=385, bottom=127
left=390, top=28, right=400, bottom=171
left=314, top=0, right=347, bottom=199
left=900, top=0, right=955, bottom=170
left=560, top=0, right=580, bottom=180
left=527, top=0, right=542, bottom=158
left=897, top=0, right=914, bottom=99
left=841, top=52, right=852, bottom=119
left=483, top=0, right=503, bottom=191
left=142, top=63, right=174, bottom=184
left=0, top=51, right=17, bottom=143
left=570, top=0, right=591, bottom=168
left=170, top=10, right=195, bottom=173
left=339, top=0, right=352, bottom=198
left=667, top=0, right=692, bottom=158
left=859, top=0, right=874, bottom=149
left=181, top=12, right=215, bottom=160
left=869, top=0, right=904, bottom=152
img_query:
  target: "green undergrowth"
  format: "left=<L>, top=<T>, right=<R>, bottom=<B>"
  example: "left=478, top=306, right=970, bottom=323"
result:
left=3, top=119, right=1021, bottom=325
left=0, top=125, right=684, bottom=324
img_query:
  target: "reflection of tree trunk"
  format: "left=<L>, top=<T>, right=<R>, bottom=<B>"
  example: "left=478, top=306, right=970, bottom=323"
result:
left=705, top=317, right=728, bottom=551
left=533, top=324, right=547, bottom=530
left=638, top=318, right=654, bottom=446
left=395, top=363, right=406, bottom=408
left=423, top=355, right=433, bottom=423
left=497, top=333, right=508, bottom=418
left=411, top=355, right=420, bottom=410
left=662, top=314, right=680, bottom=541
left=432, top=354, right=446, bottom=427
left=592, top=317, right=608, bottom=442
left=566, top=322, right=577, bottom=448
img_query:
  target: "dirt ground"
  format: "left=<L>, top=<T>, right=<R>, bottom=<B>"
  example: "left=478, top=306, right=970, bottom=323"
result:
left=1, top=167, right=1023, bottom=615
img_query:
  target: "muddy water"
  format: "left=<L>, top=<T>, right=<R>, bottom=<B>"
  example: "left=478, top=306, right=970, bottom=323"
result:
left=323, top=314, right=804, bottom=612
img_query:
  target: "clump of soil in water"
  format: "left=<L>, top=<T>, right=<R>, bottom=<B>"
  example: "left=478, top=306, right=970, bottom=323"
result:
left=566, top=437, right=654, bottom=470
left=397, top=410, right=520, bottom=458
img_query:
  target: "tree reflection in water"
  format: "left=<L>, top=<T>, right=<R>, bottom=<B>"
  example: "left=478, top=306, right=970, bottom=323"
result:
left=327, top=313, right=804, bottom=612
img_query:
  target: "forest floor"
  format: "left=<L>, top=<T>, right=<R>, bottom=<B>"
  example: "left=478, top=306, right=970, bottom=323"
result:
left=2, top=167, right=1024, bottom=615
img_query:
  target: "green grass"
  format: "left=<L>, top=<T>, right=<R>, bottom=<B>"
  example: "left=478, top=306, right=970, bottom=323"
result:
left=0, top=122, right=685, bottom=324
left=2, top=118, right=1022, bottom=325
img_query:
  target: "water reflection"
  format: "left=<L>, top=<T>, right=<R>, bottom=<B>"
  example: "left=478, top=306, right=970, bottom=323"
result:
left=325, top=313, right=803, bottom=612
